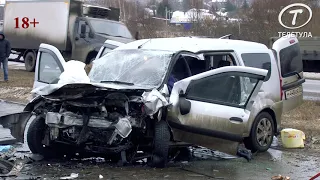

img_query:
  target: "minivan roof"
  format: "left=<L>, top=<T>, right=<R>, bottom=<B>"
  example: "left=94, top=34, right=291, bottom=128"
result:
left=115, top=37, right=269, bottom=53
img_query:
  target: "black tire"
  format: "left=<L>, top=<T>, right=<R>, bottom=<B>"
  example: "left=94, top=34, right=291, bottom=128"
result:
left=152, top=120, right=170, bottom=168
left=244, top=112, right=275, bottom=153
left=24, top=51, right=36, bottom=72
left=27, top=116, right=60, bottom=158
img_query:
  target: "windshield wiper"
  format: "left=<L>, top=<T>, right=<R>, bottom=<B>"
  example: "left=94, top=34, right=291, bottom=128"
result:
left=113, top=35, right=129, bottom=38
left=97, top=33, right=129, bottom=39
left=97, top=32, right=112, bottom=36
left=100, top=80, right=134, bottom=85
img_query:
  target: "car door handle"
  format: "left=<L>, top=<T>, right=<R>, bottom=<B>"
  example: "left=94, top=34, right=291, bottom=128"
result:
left=229, top=117, right=243, bottom=122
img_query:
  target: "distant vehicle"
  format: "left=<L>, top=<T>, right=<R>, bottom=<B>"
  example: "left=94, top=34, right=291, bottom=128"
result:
left=269, top=36, right=320, bottom=72
left=0, top=20, right=3, bottom=32
left=3, top=0, right=136, bottom=72
left=0, top=36, right=305, bottom=168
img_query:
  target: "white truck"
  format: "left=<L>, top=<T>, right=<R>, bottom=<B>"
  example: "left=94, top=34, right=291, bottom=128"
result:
left=3, top=0, right=136, bottom=72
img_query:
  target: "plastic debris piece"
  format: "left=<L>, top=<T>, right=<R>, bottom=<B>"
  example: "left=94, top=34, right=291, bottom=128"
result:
left=99, top=174, right=103, bottom=179
left=266, top=168, right=272, bottom=171
left=60, top=173, right=79, bottom=179
left=310, top=172, right=320, bottom=180
left=271, top=136, right=279, bottom=147
left=28, top=154, right=44, bottom=162
left=0, top=145, right=12, bottom=152
left=271, top=175, right=290, bottom=180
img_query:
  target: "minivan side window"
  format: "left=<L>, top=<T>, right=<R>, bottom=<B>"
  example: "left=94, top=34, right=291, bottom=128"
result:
left=279, top=44, right=303, bottom=77
left=186, top=72, right=262, bottom=108
left=241, top=53, right=271, bottom=71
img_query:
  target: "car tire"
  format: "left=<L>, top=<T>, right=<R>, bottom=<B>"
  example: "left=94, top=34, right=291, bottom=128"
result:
left=27, top=116, right=61, bottom=158
left=152, top=120, right=170, bottom=168
left=244, top=112, right=275, bottom=153
left=24, top=51, right=36, bottom=72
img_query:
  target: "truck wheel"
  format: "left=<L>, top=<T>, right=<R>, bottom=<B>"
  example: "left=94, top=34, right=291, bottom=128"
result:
left=24, top=51, right=36, bottom=72
left=27, top=116, right=60, bottom=158
left=151, top=120, right=170, bottom=168
left=244, top=112, right=275, bottom=153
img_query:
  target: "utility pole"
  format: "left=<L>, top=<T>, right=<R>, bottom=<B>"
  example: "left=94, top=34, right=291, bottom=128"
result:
left=165, top=6, right=168, bottom=25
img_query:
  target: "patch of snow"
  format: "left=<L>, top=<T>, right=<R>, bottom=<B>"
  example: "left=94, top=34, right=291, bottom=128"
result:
left=212, top=0, right=227, bottom=2
left=304, top=72, right=320, bottom=80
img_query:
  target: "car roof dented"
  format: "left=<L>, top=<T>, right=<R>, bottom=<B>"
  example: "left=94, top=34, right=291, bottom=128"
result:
left=115, top=37, right=269, bottom=53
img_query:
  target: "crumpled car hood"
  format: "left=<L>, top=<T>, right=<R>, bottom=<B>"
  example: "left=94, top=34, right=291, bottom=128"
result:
left=32, top=82, right=150, bottom=97
left=32, top=82, right=170, bottom=117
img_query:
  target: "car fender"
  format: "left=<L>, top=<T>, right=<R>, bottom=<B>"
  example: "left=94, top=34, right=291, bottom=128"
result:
left=243, top=92, right=278, bottom=137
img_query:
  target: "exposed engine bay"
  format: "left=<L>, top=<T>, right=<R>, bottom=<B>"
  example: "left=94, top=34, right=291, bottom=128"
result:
left=41, top=92, right=146, bottom=154
left=40, top=89, right=152, bottom=152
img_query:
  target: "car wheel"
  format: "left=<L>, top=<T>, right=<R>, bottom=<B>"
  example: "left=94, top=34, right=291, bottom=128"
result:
left=24, top=51, right=36, bottom=72
left=27, top=116, right=62, bottom=158
left=152, top=120, right=170, bottom=168
left=244, top=112, right=275, bottom=153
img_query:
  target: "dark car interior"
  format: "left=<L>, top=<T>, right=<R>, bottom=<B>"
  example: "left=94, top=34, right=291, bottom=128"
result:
left=168, top=53, right=241, bottom=104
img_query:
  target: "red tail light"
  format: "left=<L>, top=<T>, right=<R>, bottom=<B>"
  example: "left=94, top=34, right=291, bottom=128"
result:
left=280, top=77, right=283, bottom=100
left=289, top=39, right=295, bottom=44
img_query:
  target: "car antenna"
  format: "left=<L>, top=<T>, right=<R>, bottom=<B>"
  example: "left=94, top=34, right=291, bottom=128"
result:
left=138, top=39, right=151, bottom=49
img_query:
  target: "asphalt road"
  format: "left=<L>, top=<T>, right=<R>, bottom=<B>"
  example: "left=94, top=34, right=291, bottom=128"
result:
left=303, top=79, right=320, bottom=101
left=0, top=101, right=319, bottom=180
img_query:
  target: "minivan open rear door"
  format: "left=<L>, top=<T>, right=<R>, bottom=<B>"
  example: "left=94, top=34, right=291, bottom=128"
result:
left=272, top=36, right=305, bottom=112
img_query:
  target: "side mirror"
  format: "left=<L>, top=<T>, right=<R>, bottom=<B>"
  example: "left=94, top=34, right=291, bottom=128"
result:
left=88, top=31, right=94, bottom=38
left=135, top=31, right=139, bottom=40
left=80, top=24, right=86, bottom=38
left=179, top=94, right=191, bottom=115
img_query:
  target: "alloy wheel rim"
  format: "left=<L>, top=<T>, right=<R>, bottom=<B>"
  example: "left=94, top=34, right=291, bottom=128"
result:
left=256, top=118, right=273, bottom=147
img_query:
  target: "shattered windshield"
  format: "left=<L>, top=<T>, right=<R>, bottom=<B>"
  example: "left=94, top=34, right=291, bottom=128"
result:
left=89, top=49, right=173, bottom=89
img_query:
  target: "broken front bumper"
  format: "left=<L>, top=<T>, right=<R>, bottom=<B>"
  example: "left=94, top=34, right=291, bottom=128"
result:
left=45, top=112, right=132, bottom=139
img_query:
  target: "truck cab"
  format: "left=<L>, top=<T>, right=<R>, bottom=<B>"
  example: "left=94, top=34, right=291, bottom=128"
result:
left=71, top=4, right=135, bottom=64
left=3, top=0, right=135, bottom=72
left=71, top=17, right=134, bottom=64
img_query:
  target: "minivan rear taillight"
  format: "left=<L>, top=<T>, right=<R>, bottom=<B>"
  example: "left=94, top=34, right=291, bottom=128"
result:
left=280, top=77, right=283, bottom=100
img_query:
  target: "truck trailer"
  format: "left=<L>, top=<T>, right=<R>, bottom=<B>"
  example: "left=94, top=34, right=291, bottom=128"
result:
left=3, top=0, right=136, bottom=72
left=270, top=36, right=320, bottom=72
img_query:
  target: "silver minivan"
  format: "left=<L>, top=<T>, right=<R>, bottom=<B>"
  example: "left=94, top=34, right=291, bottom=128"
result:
left=113, top=35, right=304, bottom=153
left=0, top=36, right=305, bottom=168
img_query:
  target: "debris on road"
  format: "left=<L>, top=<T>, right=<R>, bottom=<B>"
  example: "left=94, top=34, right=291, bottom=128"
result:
left=99, top=174, right=103, bottom=179
left=0, top=158, right=26, bottom=178
left=190, top=147, right=237, bottom=160
left=271, top=136, right=279, bottom=147
left=28, top=154, right=44, bottom=162
left=0, top=158, right=13, bottom=174
left=180, top=167, right=222, bottom=179
left=310, top=173, right=320, bottom=180
left=60, top=173, right=79, bottom=179
left=271, top=175, right=290, bottom=180
left=0, top=145, right=12, bottom=152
